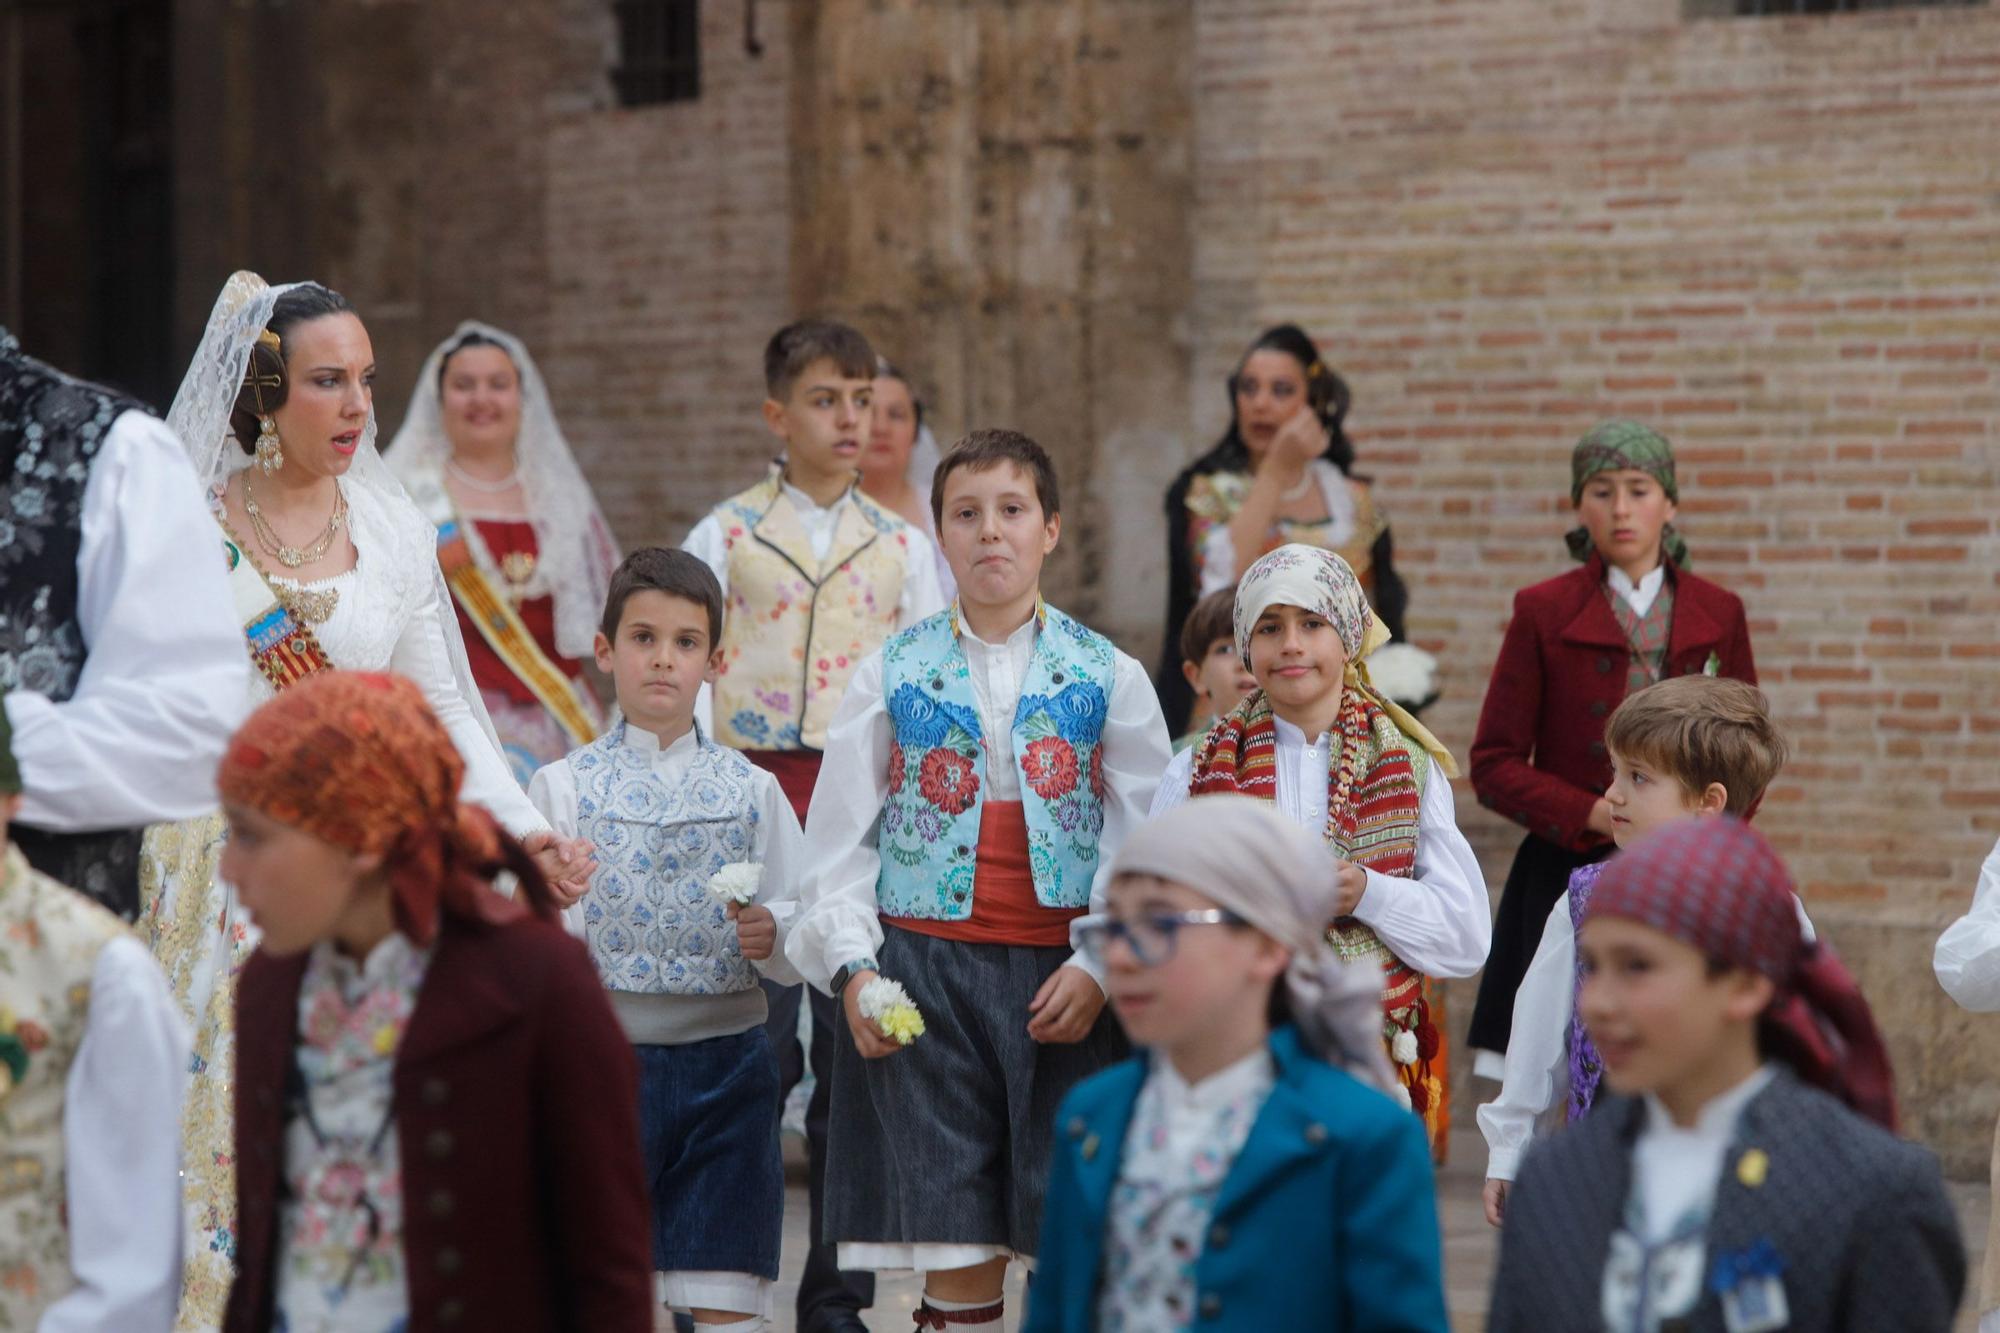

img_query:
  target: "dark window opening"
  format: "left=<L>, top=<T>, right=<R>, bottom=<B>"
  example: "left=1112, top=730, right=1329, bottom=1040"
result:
left=613, top=0, right=700, bottom=106
left=1691, top=0, right=1984, bottom=15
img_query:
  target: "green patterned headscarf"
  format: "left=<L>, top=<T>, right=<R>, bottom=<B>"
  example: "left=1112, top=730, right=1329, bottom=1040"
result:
left=0, top=687, right=18, bottom=795
left=1565, top=419, right=1688, bottom=568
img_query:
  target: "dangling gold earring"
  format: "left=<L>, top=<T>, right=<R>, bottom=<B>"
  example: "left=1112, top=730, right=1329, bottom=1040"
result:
left=256, top=416, right=284, bottom=474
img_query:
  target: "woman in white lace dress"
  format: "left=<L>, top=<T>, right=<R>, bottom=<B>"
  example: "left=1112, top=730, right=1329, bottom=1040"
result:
left=386, top=323, right=619, bottom=783
left=140, top=273, right=591, bottom=1330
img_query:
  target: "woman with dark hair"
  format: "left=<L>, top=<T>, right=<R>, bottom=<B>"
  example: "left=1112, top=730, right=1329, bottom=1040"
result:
left=1157, top=325, right=1409, bottom=731
left=859, top=355, right=954, bottom=599
left=139, top=274, right=592, bottom=1329
left=388, top=322, right=620, bottom=782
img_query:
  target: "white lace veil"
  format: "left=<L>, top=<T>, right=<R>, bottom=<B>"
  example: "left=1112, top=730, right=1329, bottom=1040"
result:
left=168, top=271, right=504, bottom=751
left=385, top=321, right=619, bottom=660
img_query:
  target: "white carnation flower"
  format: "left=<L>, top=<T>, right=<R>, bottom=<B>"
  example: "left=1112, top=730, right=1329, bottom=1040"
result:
left=1366, top=642, right=1440, bottom=709
left=706, top=862, right=763, bottom=906
left=857, top=976, right=926, bottom=1045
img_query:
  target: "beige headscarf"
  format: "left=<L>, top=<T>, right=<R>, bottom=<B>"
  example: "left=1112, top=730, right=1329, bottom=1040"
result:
left=1233, top=543, right=1457, bottom=777
left=1107, top=795, right=1398, bottom=1095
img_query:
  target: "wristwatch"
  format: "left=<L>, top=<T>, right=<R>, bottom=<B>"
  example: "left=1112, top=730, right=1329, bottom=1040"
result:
left=831, top=958, right=879, bottom=997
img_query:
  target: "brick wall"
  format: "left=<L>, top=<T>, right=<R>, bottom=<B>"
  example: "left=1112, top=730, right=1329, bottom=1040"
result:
left=542, top=0, right=796, bottom=548
left=1191, top=0, right=2000, bottom=1169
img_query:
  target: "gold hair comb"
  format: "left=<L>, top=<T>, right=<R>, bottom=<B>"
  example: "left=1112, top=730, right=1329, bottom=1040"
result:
left=257, top=329, right=281, bottom=352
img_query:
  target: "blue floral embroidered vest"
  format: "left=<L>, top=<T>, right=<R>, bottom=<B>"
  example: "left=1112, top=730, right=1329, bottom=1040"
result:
left=877, top=605, right=1115, bottom=919
left=571, top=723, right=763, bottom=996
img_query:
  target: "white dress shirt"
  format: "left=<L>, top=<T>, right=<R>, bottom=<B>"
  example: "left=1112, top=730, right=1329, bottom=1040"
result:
left=528, top=723, right=804, bottom=991
left=683, top=478, right=948, bottom=734
left=784, top=613, right=1171, bottom=992
left=1632, top=1065, right=1777, bottom=1243
left=1480, top=886, right=1818, bottom=1182
left=1150, top=715, right=1490, bottom=979
left=1606, top=563, right=1667, bottom=619
left=44, top=935, right=191, bottom=1333
left=1935, top=836, right=2000, bottom=1011
left=8, top=411, right=248, bottom=831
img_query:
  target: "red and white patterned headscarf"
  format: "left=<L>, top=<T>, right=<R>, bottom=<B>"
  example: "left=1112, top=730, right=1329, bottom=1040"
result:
left=1584, top=816, right=1898, bottom=1130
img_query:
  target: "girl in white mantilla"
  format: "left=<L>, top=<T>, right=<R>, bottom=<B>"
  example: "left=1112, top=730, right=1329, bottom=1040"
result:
left=388, top=322, right=620, bottom=783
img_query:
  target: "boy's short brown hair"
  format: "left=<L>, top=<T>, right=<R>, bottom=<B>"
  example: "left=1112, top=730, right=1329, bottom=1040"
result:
left=1180, top=586, right=1238, bottom=667
left=1605, top=676, right=1787, bottom=817
left=764, top=319, right=876, bottom=401
left=930, top=429, right=1061, bottom=530
left=600, top=547, right=724, bottom=648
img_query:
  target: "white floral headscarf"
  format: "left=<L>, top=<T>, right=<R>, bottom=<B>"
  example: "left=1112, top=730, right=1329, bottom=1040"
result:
left=1233, top=543, right=1457, bottom=776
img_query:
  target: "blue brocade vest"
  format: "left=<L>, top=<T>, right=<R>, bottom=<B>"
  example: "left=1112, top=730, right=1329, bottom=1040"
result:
left=572, top=723, right=764, bottom=996
left=877, top=605, right=1116, bottom=920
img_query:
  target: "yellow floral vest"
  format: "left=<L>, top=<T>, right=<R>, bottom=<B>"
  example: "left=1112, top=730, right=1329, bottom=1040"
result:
left=0, top=845, right=126, bottom=1324
left=712, top=473, right=912, bottom=750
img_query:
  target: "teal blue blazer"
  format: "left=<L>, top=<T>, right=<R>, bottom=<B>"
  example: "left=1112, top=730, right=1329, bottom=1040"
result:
left=1024, top=1025, right=1448, bottom=1332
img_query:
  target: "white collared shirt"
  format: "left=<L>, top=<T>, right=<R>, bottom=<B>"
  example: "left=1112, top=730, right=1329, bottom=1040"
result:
left=783, top=614, right=1171, bottom=991
left=1934, top=834, right=2000, bottom=1011
left=1631, top=1065, right=1778, bottom=1243
left=43, top=935, right=190, bottom=1333
left=7, top=411, right=249, bottom=831
left=527, top=723, right=805, bottom=985
left=1150, top=715, right=1490, bottom=980
left=1606, top=563, right=1667, bottom=619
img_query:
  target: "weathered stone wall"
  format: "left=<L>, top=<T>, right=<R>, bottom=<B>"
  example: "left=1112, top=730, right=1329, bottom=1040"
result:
left=785, top=0, right=1195, bottom=629
left=1191, top=0, right=2000, bottom=1172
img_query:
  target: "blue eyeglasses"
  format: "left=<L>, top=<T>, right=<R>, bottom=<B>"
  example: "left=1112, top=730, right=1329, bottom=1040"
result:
left=1071, top=909, right=1247, bottom=969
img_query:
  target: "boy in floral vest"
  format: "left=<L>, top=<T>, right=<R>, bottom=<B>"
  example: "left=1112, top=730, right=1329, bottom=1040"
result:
left=684, top=319, right=946, bottom=1332
left=787, top=429, right=1171, bottom=1330
left=0, top=690, right=188, bottom=1331
left=529, top=549, right=803, bottom=1333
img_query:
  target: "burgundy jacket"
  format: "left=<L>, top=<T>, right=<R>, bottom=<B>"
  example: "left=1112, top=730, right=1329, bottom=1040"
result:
left=1469, top=553, right=1757, bottom=854
left=226, top=909, right=652, bottom=1333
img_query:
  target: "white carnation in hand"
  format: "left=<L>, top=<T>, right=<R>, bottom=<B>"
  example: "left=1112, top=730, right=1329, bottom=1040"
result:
left=1366, top=642, right=1441, bottom=710
left=706, top=862, right=763, bottom=906
left=857, top=976, right=926, bottom=1046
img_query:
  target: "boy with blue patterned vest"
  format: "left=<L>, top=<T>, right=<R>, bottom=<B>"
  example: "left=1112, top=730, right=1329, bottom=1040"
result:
left=788, top=430, right=1172, bottom=1330
left=0, top=688, right=189, bottom=1331
left=685, top=319, right=945, bottom=1333
left=528, top=549, right=804, bottom=1333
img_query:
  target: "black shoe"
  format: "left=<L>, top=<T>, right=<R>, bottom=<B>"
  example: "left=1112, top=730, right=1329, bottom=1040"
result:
left=802, top=1314, right=871, bottom=1333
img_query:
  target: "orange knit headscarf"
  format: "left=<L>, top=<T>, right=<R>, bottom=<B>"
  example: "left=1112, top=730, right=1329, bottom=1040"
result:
left=217, top=670, right=556, bottom=944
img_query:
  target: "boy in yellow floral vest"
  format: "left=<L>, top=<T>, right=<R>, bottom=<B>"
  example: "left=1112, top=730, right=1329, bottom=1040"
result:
left=683, top=318, right=946, bottom=1332
left=0, top=690, right=189, bottom=1330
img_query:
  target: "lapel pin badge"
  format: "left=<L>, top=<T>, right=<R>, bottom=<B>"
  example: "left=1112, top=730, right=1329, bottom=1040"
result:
left=1736, top=1148, right=1769, bottom=1189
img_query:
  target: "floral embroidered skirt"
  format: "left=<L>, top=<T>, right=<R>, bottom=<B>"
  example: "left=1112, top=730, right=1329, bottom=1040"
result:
left=140, top=812, right=257, bottom=1332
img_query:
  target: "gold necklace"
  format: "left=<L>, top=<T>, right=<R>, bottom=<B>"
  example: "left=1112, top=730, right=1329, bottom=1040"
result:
left=244, top=473, right=347, bottom=569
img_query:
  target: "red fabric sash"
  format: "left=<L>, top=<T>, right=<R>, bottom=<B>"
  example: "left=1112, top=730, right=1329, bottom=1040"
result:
left=883, top=801, right=1077, bottom=947
left=743, top=749, right=823, bottom=825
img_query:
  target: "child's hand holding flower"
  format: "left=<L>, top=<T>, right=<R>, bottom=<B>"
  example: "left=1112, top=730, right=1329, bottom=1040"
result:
left=857, top=976, right=926, bottom=1048
left=732, top=905, right=776, bottom=961
left=707, top=863, right=775, bottom=960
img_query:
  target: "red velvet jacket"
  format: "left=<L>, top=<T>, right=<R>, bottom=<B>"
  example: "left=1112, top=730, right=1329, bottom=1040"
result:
left=1469, top=554, right=1757, bottom=853
left=225, top=909, right=652, bottom=1333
